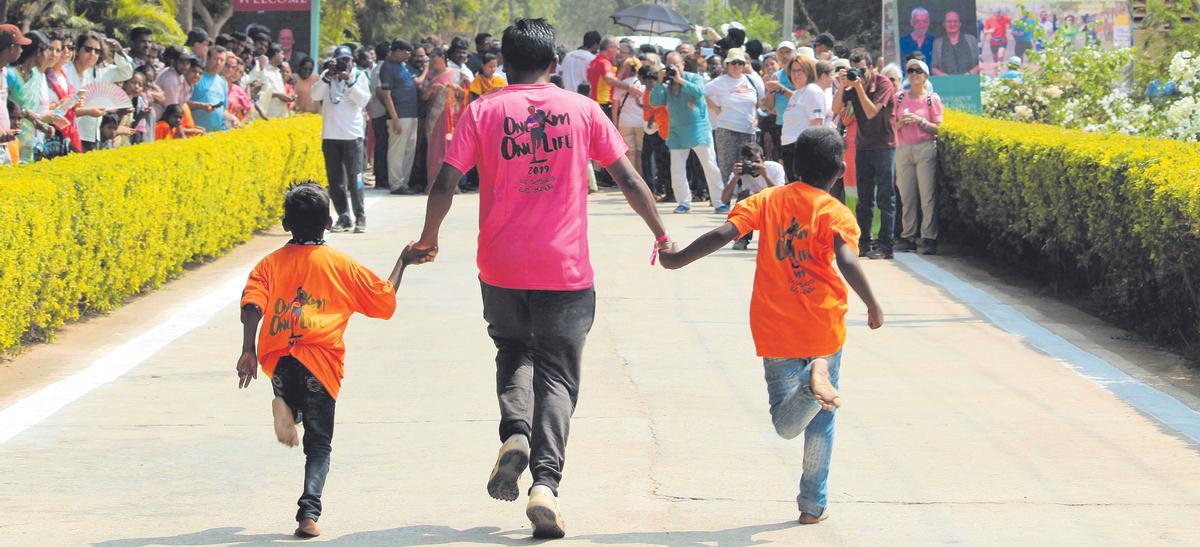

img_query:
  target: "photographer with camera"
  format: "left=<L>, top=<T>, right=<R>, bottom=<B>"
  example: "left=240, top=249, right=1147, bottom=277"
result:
left=719, top=142, right=784, bottom=250
left=833, top=48, right=897, bottom=259
left=311, top=45, right=372, bottom=234
left=649, top=51, right=724, bottom=214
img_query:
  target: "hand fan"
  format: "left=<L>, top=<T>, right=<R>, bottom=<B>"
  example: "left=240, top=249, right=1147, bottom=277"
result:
left=81, top=81, right=133, bottom=110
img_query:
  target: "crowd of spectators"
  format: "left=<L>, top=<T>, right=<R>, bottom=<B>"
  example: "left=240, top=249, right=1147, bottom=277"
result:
left=0, top=18, right=945, bottom=256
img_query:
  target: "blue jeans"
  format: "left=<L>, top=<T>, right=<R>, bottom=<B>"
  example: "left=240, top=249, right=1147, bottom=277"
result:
left=855, top=147, right=896, bottom=251
left=763, top=351, right=842, bottom=516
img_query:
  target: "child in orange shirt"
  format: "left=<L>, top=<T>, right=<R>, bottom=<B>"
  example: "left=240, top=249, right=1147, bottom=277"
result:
left=236, top=182, right=420, bottom=538
left=659, top=127, right=884, bottom=524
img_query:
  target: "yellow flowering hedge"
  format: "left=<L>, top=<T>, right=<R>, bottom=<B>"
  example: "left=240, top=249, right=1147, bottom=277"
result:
left=0, top=116, right=325, bottom=354
left=938, top=111, right=1200, bottom=346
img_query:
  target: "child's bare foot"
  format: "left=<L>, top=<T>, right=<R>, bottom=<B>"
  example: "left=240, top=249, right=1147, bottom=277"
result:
left=272, top=397, right=300, bottom=448
left=810, top=358, right=841, bottom=411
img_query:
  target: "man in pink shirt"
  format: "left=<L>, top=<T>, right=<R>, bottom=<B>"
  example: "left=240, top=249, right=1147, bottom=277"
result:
left=410, top=18, right=670, bottom=540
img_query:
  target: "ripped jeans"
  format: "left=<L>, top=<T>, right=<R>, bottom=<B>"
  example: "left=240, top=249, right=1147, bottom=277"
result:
left=762, top=350, right=842, bottom=516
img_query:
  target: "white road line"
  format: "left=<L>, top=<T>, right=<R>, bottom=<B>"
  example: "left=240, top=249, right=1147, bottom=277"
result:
left=897, top=253, right=1200, bottom=444
left=0, top=195, right=383, bottom=446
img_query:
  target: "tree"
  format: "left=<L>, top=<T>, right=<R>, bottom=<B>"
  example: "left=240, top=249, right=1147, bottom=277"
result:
left=193, top=0, right=235, bottom=36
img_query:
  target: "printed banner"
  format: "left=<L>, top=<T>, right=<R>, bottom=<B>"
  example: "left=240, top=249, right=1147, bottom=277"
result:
left=886, top=0, right=983, bottom=112
left=976, top=0, right=1133, bottom=74
left=225, top=9, right=316, bottom=66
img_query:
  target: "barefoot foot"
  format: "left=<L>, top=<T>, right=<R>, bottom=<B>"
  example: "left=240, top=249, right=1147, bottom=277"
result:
left=272, top=397, right=300, bottom=448
left=810, top=358, right=841, bottom=411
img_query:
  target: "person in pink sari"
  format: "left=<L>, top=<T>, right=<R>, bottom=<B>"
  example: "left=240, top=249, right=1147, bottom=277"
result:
left=421, top=47, right=468, bottom=191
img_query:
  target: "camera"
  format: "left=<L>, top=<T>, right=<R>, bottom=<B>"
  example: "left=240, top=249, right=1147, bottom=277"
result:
left=664, top=66, right=678, bottom=80
left=739, top=160, right=759, bottom=177
left=845, top=68, right=863, bottom=82
left=333, top=58, right=350, bottom=73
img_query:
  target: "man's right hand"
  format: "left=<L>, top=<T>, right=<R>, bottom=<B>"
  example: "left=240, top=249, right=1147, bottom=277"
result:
left=409, top=240, right=439, bottom=264
left=390, top=118, right=402, bottom=134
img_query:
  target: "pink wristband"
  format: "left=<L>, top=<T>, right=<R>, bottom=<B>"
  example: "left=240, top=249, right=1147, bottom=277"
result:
left=650, top=233, right=669, bottom=266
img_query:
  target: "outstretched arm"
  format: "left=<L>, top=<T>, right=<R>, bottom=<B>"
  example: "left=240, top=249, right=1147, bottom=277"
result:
left=412, top=163, right=466, bottom=262
left=834, top=235, right=884, bottom=329
left=659, top=222, right=741, bottom=269
left=605, top=155, right=669, bottom=242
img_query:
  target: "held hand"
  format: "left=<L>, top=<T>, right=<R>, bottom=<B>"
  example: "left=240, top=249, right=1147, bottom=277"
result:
left=657, top=242, right=682, bottom=270
left=410, top=240, right=440, bottom=264
left=867, top=305, right=884, bottom=329
left=236, top=351, right=258, bottom=388
left=400, top=242, right=437, bottom=265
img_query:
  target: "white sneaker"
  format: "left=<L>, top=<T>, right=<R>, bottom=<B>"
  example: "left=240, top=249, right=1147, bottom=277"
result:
left=487, top=434, right=529, bottom=501
left=526, top=485, right=566, bottom=539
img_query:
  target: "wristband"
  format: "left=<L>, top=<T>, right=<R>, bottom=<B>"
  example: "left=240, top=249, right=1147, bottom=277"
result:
left=650, top=233, right=670, bottom=266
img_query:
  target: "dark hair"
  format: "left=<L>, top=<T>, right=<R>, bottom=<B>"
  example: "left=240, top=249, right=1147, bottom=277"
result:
left=636, top=65, right=656, bottom=80
left=576, top=82, right=590, bottom=95
left=849, top=48, right=870, bottom=65
left=429, top=47, right=446, bottom=59
left=450, top=36, right=469, bottom=51
left=283, top=183, right=331, bottom=240
left=740, top=142, right=763, bottom=159
left=129, top=27, right=153, bottom=42
left=266, top=43, right=284, bottom=60
left=100, top=112, right=121, bottom=128
left=481, top=51, right=498, bottom=66
left=207, top=45, right=228, bottom=60
left=251, top=32, right=270, bottom=45
left=135, top=62, right=156, bottom=80
left=7, top=100, right=20, bottom=119
left=45, top=30, right=68, bottom=45
left=725, top=27, right=746, bottom=47
left=162, top=103, right=183, bottom=120
left=683, top=56, right=700, bottom=74
left=582, top=30, right=602, bottom=49
left=744, top=39, right=763, bottom=59
left=17, top=31, right=49, bottom=65
left=374, top=42, right=390, bottom=60
left=391, top=38, right=414, bottom=52
left=549, top=74, right=564, bottom=88
left=638, top=43, right=657, bottom=55
left=246, top=24, right=271, bottom=40
left=186, top=29, right=208, bottom=46
left=231, top=31, right=249, bottom=42
left=215, top=33, right=235, bottom=49
left=298, top=55, right=315, bottom=69
left=789, top=128, right=844, bottom=187
left=355, top=49, right=372, bottom=68
left=833, top=43, right=851, bottom=59
left=813, top=32, right=836, bottom=49
left=474, top=32, right=492, bottom=47
left=905, top=50, right=926, bottom=62
left=501, top=18, right=556, bottom=75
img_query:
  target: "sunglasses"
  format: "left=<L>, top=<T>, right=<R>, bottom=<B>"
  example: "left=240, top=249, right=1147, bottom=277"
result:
left=727, top=60, right=745, bottom=66
left=80, top=45, right=102, bottom=54
left=907, top=68, right=924, bottom=74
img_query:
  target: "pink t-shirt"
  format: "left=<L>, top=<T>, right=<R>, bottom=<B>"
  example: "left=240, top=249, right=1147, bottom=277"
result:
left=895, top=91, right=943, bottom=146
left=444, top=82, right=627, bottom=291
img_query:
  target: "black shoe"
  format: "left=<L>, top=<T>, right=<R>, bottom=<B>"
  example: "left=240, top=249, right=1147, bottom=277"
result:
left=389, top=185, right=416, bottom=195
left=858, top=240, right=873, bottom=258
left=353, top=220, right=367, bottom=234
left=920, top=238, right=937, bottom=255
left=867, top=247, right=894, bottom=260
left=732, top=240, right=749, bottom=250
left=330, top=221, right=351, bottom=233
left=894, top=239, right=917, bottom=252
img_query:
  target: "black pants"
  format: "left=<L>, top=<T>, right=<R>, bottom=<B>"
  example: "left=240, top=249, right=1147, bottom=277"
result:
left=370, top=116, right=390, bottom=189
left=272, top=357, right=336, bottom=522
left=595, top=105, right=616, bottom=187
left=322, top=138, right=366, bottom=226
left=641, top=132, right=671, bottom=198
left=481, top=280, right=596, bottom=496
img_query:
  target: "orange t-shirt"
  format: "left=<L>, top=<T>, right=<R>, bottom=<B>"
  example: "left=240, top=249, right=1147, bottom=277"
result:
left=642, top=88, right=669, bottom=140
left=240, top=244, right=397, bottom=399
left=155, top=121, right=182, bottom=140
left=727, top=183, right=861, bottom=358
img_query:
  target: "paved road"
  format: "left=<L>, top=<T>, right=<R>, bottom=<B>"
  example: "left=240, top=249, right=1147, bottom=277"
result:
left=2, top=191, right=1199, bottom=545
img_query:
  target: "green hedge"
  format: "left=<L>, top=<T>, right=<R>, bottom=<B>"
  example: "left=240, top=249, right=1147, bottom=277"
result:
left=0, top=116, right=325, bottom=354
left=938, top=111, right=1200, bottom=348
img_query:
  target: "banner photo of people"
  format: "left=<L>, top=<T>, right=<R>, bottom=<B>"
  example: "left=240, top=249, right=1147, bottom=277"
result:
left=226, top=0, right=317, bottom=69
left=886, top=0, right=983, bottom=112
left=976, top=0, right=1134, bottom=74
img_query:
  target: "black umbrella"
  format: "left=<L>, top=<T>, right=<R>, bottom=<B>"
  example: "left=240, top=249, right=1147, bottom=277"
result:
left=611, top=2, right=691, bottom=35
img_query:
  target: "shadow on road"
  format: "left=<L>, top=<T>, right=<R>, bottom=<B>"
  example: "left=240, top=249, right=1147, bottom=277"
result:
left=92, top=521, right=797, bottom=546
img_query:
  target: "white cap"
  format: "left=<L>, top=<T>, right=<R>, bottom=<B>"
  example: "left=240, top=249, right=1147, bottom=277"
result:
left=720, top=21, right=745, bottom=35
left=776, top=41, right=796, bottom=52
left=905, top=58, right=930, bottom=75
left=797, top=46, right=815, bottom=60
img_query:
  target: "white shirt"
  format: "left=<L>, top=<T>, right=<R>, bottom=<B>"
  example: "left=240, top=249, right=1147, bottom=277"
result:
left=705, top=74, right=764, bottom=134
left=823, top=86, right=837, bottom=129
left=66, top=54, right=134, bottom=143
left=310, top=68, right=372, bottom=140
left=559, top=49, right=595, bottom=96
left=365, top=63, right=388, bottom=119
left=727, top=160, right=786, bottom=194
left=614, top=77, right=644, bottom=129
left=781, top=83, right=826, bottom=145
left=254, top=64, right=290, bottom=119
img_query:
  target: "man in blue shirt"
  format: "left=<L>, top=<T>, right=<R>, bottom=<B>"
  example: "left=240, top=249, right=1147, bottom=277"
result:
left=650, top=52, right=725, bottom=214
left=379, top=39, right=424, bottom=194
left=899, top=7, right=935, bottom=63
left=189, top=45, right=228, bottom=132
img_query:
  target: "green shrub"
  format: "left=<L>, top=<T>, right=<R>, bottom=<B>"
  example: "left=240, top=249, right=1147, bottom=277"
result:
left=0, top=116, right=325, bottom=354
left=938, top=110, right=1200, bottom=349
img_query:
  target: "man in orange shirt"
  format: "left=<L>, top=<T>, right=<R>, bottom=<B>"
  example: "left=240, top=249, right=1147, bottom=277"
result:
left=659, top=128, right=884, bottom=525
left=236, top=183, right=421, bottom=538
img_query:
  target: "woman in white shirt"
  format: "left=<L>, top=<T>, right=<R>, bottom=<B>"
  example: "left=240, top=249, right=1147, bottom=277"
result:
left=780, top=56, right=826, bottom=151
left=704, top=48, right=765, bottom=197
left=611, top=57, right=645, bottom=177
